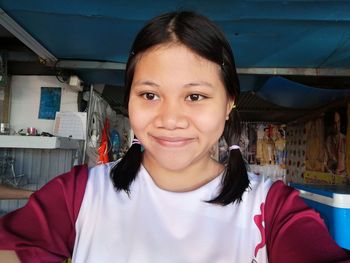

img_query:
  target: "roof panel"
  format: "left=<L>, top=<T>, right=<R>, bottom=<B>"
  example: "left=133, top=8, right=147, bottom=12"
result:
left=1, top=0, right=350, bottom=67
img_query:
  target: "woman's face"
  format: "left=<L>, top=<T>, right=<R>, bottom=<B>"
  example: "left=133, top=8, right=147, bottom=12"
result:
left=128, top=44, right=232, bottom=172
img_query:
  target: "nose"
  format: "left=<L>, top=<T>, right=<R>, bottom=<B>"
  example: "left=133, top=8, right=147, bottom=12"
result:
left=154, top=101, right=189, bottom=130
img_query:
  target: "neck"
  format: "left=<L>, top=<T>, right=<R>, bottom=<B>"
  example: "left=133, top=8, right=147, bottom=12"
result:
left=142, top=155, right=224, bottom=192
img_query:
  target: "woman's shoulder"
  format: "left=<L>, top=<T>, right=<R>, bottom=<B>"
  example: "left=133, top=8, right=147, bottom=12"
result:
left=247, top=172, right=274, bottom=193
left=88, top=161, right=119, bottom=180
left=83, top=161, right=125, bottom=196
left=264, top=181, right=350, bottom=262
left=89, top=161, right=116, bottom=172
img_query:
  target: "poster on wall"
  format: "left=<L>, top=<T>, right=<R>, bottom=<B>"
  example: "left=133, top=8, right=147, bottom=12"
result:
left=218, top=122, right=287, bottom=181
left=304, top=117, right=324, bottom=172
left=218, top=123, right=287, bottom=166
left=255, top=123, right=286, bottom=166
left=291, top=105, right=349, bottom=185
left=324, top=107, right=347, bottom=176
left=38, top=87, right=61, bottom=120
left=217, top=123, right=257, bottom=164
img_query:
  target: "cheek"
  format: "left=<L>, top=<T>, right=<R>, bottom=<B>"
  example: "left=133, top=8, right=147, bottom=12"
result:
left=128, top=101, right=153, bottom=136
left=194, top=108, right=227, bottom=136
left=128, top=101, right=142, bottom=133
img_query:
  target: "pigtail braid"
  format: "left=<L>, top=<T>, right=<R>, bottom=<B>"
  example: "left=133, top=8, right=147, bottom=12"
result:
left=110, top=140, right=143, bottom=195
left=208, top=110, right=250, bottom=205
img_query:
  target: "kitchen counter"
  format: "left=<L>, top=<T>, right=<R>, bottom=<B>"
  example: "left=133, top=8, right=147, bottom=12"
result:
left=0, top=135, right=82, bottom=149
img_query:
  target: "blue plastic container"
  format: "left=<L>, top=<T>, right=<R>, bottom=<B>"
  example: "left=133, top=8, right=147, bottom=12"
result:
left=290, top=183, right=350, bottom=250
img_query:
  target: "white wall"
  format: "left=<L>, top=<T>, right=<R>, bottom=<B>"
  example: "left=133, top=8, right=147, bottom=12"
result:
left=9, top=75, right=79, bottom=134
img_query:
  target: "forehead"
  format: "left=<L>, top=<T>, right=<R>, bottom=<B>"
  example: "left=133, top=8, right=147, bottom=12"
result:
left=133, top=44, right=222, bottom=81
left=141, top=43, right=205, bottom=60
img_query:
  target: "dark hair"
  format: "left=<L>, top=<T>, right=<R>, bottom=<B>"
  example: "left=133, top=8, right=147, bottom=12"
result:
left=110, top=11, right=249, bottom=205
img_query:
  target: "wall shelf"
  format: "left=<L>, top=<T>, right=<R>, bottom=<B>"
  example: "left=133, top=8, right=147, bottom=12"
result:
left=0, top=135, right=82, bottom=149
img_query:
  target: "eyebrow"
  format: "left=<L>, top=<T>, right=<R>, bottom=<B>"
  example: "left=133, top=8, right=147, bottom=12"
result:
left=133, top=80, right=159, bottom=87
left=133, top=80, right=215, bottom=89
left=184, top=81, right=214, bottom=89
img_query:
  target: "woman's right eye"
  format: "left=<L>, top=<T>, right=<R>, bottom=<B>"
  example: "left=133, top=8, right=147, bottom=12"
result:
left=142, top=92, right=159, bottom=100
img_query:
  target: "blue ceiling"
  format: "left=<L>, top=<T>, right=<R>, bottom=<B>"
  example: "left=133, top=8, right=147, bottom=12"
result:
left=1, top=1, right=350, bottom=67
left=1, top=0, right=350, bottom=121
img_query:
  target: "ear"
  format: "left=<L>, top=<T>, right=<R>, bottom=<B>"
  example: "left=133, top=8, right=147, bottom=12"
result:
left=225, top=97, right=235, bottom=120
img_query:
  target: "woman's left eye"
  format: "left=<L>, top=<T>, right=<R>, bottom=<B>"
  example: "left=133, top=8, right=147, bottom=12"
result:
left=186, top=94, right=206, bottom=101
left=142, top=92, right=159, bottom=100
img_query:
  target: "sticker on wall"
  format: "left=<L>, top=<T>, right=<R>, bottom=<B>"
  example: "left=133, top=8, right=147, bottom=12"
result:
left=38, top=87, right=61, bottom=119
left=0, top=52, right=7, bottom=86
left=286, top=123, right=306, bottom=184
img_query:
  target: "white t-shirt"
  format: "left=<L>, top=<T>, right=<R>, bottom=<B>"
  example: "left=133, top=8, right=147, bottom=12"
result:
left=73, top=163, right=272, bottom=263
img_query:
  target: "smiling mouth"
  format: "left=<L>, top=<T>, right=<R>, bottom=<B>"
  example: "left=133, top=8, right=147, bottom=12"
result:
left=151, top=135, right=196, bottom=147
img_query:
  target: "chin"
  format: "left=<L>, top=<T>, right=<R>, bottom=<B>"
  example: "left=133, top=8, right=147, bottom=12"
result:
left=148, top=152, right=199, bottom=172
left=163, top=157, right=195, bottom=171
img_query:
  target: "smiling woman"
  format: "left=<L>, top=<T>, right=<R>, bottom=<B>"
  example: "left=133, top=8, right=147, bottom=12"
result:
left=127, top=44, right=231, bottom=190
left=0, top=10, right=349, bottom=263
left=112, top=11, right=249, bottom=206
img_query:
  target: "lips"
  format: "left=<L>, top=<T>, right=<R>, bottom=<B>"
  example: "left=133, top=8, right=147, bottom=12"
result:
left=151, top=135, right=196, bottom=147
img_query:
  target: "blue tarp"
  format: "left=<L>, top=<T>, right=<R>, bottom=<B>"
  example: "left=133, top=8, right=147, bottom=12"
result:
left=256, top=76, right=350, bottom=109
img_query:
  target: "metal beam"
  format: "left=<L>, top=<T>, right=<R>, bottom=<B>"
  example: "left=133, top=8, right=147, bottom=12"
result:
left=55, top=60, right=125, bottom=70
left=55, top=60, right=350, bottom=77
left=237, top=67, right=350, bottom=76
left=0, top=8, right=56, bottom=62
